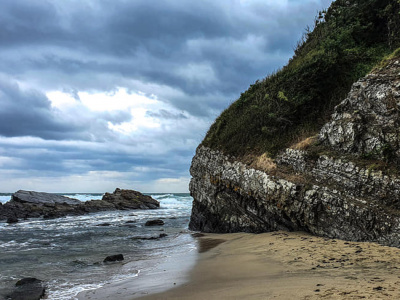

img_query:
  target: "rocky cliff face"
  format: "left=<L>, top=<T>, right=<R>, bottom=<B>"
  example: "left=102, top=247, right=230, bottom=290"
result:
left=189, top=57, right=400, bottom=247
left=320, top=58, right=400, bottom=160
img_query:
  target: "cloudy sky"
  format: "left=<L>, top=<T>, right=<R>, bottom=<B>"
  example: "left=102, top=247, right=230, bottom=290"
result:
left=0, top=0, right=332, bottom=193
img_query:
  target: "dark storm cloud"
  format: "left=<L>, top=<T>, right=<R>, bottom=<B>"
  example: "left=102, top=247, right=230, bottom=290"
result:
left=0, top=77, right=132, bottom=140
left=0, top=137, right=192, bottom=181
left=0, top=0, right=333, bottom=116
left=0, top=76, right=80, bottom=140
left=0, top=0, right=334, bottom=191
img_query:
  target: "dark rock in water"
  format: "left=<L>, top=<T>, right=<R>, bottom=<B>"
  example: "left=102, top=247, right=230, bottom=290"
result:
left=82, top=200, right=116, bottom=212
left=12, top=190, right=81, bottom=206
left=7, top=216, right=18, bottom=224
left=125, top=220, right=136, bottom=224
left=124, top=225, right=137, bottom=228
left=15, top=278, right=42, bottom=287
left=159, top=233, right=168, bottom=238
left=96, top=223, right=112, bottom=226
left=43, top=212, right=66, bottom=219
left=145, top=219, right=164, bottom=226
left=0, top=188, right=159, bottom=222
left=103, top=254, right=124, bottom=262
left=102, top=188, right=160, bottom=209
left=10, top=277, right=45, bottom=300
left=0, top=191, right=83, bottom=222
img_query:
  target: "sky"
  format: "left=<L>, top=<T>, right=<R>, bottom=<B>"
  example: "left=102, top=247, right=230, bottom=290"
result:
left=0, top=0, right=333, bottom=193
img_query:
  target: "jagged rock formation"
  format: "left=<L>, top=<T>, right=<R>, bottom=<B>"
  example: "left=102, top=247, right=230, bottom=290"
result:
left=189, top=57, right=400, bottom=247
left=12, top=190, right=81, bottom=206
left=0, top=189, right=159, bottom=222
left=320, top=58, right=400, bottom=159
left=102, top=188, right=159, bottom=209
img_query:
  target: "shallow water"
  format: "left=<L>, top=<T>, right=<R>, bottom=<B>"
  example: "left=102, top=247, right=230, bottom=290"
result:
left=0, top=193, right=194, bottom=300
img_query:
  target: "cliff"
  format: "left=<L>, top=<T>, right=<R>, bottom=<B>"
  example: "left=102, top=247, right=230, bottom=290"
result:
left=189, top=52, right=400, bottom=246
left=202, top=0, right=400, bottom=158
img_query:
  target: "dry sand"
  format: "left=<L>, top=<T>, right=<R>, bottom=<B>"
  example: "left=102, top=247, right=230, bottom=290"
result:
left=136, top=231, right=400, bottom=300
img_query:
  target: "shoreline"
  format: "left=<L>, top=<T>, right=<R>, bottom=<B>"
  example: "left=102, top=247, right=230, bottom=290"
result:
left=76, top=233, right=199, bottom=300
left=0, top=193, right=194, bottom=300
left=137, top=231, right=400, bottom=299
left=78, top=231, right=400, bottom=299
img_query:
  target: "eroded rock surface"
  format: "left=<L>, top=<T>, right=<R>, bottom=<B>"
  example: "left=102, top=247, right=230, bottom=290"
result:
left=320, top=59, right=400, bottom=159
left=189, top=146, right=400, bottom=246
left=0, top=189, right=159, bottom=222
left=102, top=188, right=159, bottom=209
left=12, top=190, right=81, bottom=206
left=189, top=57, right=400, bottom=247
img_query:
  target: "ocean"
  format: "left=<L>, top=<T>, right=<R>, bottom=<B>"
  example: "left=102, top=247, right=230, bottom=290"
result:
left=0, top=193, right=195, bottom=299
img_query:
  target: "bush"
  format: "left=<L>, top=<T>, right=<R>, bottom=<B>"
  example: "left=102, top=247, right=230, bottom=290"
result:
left=202, top=0, right=400, bottom=158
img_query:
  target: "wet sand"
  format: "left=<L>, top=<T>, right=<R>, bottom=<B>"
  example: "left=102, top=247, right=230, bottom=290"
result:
left=137, top=231, right=400, bottom=299
left=77, top=239, right=198, bottom=300
left=79, top=231, right=400, bottom=299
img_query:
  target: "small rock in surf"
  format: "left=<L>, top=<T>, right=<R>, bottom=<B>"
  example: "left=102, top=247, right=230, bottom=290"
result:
left=145, top=219, right=164, bottom=226
left=103, top=254, right=124, bottom=262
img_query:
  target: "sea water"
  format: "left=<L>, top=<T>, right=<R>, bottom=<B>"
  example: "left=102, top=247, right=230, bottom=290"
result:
left=0, top=193, right=195, bottom=299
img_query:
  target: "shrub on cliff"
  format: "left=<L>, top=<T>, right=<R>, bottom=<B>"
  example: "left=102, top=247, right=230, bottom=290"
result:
left=202, top=0, right=400, bottom=158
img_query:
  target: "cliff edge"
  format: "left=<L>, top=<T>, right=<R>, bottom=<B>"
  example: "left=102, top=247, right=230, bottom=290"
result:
left=189, top=0, right=400, bottom=246
left=189, top=51, right=400, bottom=246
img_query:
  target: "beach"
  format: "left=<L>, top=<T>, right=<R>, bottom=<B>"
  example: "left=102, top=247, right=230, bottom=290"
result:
left=105, top=231, right=400, bottom=300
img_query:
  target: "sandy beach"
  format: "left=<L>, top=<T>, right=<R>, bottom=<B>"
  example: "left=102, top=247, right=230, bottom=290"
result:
left=134, top=231, right=400, bottom=300
left=78, top=231, right=400, bottom=299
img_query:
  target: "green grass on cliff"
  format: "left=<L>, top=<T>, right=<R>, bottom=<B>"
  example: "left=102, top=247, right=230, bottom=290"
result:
left=202, top=0, right=400, bottom=158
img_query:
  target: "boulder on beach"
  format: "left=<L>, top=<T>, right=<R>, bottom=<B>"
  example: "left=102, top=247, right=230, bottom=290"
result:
left=103, top=254, right=124, bottom=262
left=145, top=219, right=165, bottom=226
left=9, top=277, right=45, bottom=300
left=102, top=188, right=160, bottom=209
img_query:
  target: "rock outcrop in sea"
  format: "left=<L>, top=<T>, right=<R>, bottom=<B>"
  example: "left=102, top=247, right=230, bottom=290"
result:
left=189, top=56, right=400, bottom=247
left=102, top=188, right=159, bottom=209
left=9, top=278, right=46, bottom=300
left=0, top=188, right=159, bottom=222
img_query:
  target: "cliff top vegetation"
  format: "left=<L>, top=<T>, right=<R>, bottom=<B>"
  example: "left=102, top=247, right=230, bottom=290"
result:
left=202, top=0, right=400, bottom=159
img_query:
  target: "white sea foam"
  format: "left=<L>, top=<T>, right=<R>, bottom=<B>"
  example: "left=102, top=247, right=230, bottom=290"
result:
left=0, top=195, right=11, bottom=203
left=62, top=194, right=103, bottom=202
left=0, top=193, right=194, bottom=300
left=47, top=282, right=105, bottom=300
left=0, top=240, right=32, bottom=251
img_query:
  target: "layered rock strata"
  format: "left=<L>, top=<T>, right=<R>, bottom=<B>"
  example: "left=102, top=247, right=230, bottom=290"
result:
left=189, top=57, right=400, bottom=247
left=189, top=146, right=400, bottom=246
